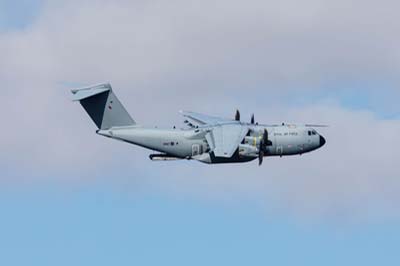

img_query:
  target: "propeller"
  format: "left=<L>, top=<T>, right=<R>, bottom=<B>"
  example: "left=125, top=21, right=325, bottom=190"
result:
left=184, top=120, right=195, bottom=128
left=235, top=109, right=241, bottom=121
left=258, top=149, right=264, bottom=166
left=258, top=129, right=269, bottom=166
left=251, top=114, right=255, bottom=124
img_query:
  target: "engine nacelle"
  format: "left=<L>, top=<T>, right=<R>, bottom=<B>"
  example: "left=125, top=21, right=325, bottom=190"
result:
left=244, top=136, right=260, bottom=147
left=238, top=144, right=258, bottom=157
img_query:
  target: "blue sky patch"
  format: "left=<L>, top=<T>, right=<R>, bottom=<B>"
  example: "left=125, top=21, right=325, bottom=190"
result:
left=0, top=0, right=43, bottom=31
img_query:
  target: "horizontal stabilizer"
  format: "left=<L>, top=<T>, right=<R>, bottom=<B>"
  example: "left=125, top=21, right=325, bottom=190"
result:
left=71, top=83, right=111, bottom=101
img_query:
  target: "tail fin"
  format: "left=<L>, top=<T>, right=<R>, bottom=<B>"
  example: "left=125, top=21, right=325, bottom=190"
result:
left=71, top=83, right=135, bottom=129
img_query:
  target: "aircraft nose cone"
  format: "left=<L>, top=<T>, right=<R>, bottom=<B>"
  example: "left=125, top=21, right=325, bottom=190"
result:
left=319, top=135, right=326, bottom=147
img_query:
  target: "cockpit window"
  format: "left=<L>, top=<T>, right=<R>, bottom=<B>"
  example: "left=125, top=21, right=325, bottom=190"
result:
left=308, top=131, right=311, bottom=136
left=312, top=130, right=317, bottom=135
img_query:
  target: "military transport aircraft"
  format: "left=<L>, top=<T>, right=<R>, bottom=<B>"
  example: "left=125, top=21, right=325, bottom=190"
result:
left=72, top=83, right=326, bottom=165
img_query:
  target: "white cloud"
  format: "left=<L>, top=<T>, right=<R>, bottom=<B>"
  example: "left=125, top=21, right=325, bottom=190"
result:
left=0, top=0, right=399, bottom=221
left=132, top=104, right=399, bottom=223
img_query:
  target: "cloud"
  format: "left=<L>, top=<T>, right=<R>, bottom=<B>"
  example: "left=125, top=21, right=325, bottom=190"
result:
left=5, top=0, right=400, bottom=87
left=1, top=0, right=399, bottom=221
left=137, top=105, right=400, bottom=224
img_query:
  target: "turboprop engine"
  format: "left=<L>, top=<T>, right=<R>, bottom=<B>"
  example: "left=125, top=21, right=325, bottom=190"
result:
left=240, top=129, right=272, bottom=165
left=238, top=144, right=258, bottom=157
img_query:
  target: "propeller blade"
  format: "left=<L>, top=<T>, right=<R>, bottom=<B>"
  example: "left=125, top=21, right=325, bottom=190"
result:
left=264, top=129, right=273, bottom=146
left=263, top=129, right=268, bottom=144
left=258, top=150, right=264, bottom=166
left=235, top=109, right=241, bottom=121
left=258, top=129, right=270, bottom=165
left=251, top=114, right=255, bottom=124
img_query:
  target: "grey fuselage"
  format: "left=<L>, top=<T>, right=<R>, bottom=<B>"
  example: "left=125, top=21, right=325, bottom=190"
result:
left=97, top=122, right=326, bottom=164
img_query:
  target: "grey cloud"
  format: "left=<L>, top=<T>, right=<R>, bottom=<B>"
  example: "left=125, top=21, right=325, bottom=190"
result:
left=1, top=0, right=400, bottom=222
left=136, top=105, right=400, bottom=223
left=9, top=0, right=400, bottom=87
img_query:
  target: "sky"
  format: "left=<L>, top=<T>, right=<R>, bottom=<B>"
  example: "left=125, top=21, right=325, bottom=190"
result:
left=1, top=0, right=400, bottom=265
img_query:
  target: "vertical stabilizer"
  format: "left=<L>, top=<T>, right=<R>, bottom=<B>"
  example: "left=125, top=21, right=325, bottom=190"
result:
left=72, top=83, right=135, bottom=129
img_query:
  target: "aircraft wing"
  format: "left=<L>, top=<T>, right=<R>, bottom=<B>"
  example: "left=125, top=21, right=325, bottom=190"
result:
left=180, top=111, right=232, bottom=126
left=206, top=124, right=249, bottom=158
